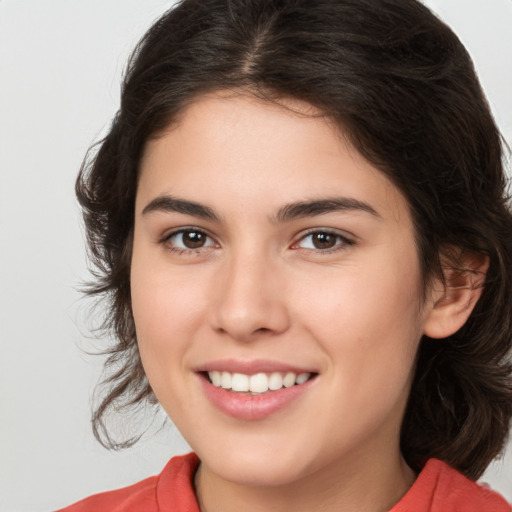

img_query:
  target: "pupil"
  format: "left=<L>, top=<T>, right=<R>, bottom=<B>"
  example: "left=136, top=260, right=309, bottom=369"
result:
left=313, top=233, right=335, bottom=249
left=184, top=231, right=205, bottom=249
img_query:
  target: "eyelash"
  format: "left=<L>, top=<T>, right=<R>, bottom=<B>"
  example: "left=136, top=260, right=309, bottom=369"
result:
left=292, top=229, right=355, bottom=253
left=160, top=228, right=355, bottom=255
left=161, top=228, right=217, bottom=255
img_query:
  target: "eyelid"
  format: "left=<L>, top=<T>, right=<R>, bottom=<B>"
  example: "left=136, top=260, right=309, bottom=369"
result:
left=291, top=228, right=355, bottom=252
left=158, top=226, right=354, bottom=254
left=161, top=226, right=219, bottom=251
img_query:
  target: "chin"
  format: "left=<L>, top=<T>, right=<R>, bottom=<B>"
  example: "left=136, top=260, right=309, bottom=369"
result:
left=212, top=458, right=306, bottom=487
left=196, top=439, right=323, bottom=488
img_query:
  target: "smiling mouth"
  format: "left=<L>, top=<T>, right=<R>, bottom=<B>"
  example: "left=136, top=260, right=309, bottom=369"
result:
left=204, top=371, right=317, bottom=394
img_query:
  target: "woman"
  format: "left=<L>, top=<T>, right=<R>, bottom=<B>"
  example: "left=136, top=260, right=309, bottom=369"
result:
left=59, top=0, right=512, bottom=510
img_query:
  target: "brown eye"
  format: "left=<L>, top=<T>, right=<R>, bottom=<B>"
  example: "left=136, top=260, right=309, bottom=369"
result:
left=295, top=231, right=353, bottom=252
left=182, top=231, right=206, bottom=248
left=311, top=232, right=337, bottom=249
left=166, top=229, right=216, bottom=251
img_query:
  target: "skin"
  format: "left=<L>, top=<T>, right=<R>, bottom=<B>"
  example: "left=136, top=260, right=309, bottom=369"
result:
left=130, top=92, right=481, bottom=512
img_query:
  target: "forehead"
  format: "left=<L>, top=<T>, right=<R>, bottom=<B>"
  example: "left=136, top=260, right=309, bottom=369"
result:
left=138, top=92, right=410, bottom=224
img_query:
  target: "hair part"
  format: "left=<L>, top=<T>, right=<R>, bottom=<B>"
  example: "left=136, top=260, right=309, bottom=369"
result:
left=77, top=0, right=512, bottom=478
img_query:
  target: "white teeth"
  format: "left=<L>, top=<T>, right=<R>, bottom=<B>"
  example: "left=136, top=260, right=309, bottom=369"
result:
left=283, top=372, right=296, bottom=388
left=296, top=372, right=310, bottom=385
left=268, top=372, right=283, bottom=390
left=207, top=370, right=312, bottom=393
left=249, top=373, right=268, bottom=393
left=220, top=371, right=232, bottom=389
left=231, top=373, right=249, bottom=392
left=210, top=370, right=221, bottom=387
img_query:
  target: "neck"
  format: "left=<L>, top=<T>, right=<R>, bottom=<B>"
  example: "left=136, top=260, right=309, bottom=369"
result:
left=194, top=449, right=416, bottom=512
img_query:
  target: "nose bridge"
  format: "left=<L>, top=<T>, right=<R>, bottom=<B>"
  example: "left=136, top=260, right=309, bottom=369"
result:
left=211, top=243, right=289, bottom=341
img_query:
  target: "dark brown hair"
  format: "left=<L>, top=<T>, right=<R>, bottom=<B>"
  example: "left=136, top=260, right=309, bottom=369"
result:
left=77, top=0, right=512, bottom=479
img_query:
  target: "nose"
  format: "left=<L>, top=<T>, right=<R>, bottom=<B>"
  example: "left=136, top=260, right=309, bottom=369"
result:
left=210, top=251, right=290, bottom=342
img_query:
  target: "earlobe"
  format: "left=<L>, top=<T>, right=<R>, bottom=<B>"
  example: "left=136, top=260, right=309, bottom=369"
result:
left=422, top=252, right=489, bottom=339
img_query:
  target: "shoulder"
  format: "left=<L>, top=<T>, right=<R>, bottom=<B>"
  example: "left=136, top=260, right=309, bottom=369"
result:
left=55, top=475, right=159, bottom=512
left=55, top=452, right=200, bottom=512
left=392, top=459, right=511, bottom=512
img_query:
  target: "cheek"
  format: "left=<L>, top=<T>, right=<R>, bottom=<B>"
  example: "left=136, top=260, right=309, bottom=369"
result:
left=294, top=251, right=424, bottom=385
left=130, top=270, right=207, bottom=425
left=131, top=241, right=209, bottom=334
left=129, top=247, right=209, bottom=392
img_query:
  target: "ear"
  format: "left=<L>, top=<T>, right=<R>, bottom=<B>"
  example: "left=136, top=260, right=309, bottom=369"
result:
left=423, top=250, right=489, bottom=339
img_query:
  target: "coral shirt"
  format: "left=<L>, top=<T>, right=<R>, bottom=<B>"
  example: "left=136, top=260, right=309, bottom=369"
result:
left=57, top=453, right=510, bottom=512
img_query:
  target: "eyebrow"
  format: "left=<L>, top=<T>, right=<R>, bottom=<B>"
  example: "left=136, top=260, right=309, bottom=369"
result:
left=142, top=195, right=220, bottom=221
left=141, top=194, right=380, bottom=223
left=272, top=197, right=380, bottom=223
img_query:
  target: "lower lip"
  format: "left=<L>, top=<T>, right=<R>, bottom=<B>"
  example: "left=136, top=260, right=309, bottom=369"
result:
left=198, top=374, right=315, bottom=421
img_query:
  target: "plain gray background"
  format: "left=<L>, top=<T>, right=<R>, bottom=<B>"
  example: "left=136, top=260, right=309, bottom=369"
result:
left=0, top=1, right=511, bottom=510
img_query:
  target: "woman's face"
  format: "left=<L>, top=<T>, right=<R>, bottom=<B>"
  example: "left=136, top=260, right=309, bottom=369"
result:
left=131, top=93, right=435, bottom=487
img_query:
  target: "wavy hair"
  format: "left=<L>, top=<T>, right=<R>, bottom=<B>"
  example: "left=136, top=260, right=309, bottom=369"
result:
left=77, top=0, right=512, bottom=479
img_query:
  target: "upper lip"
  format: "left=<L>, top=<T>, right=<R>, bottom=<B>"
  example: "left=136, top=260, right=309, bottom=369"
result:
left=195, top=358, right=317, bottom=375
